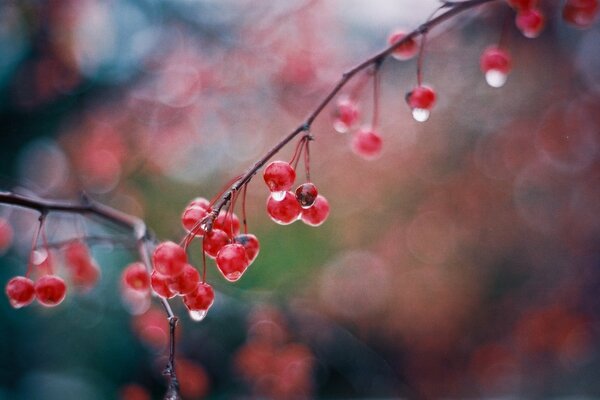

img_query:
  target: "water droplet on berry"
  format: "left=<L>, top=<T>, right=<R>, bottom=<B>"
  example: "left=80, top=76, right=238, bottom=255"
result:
left=200, top=218, right=211, bottom=232
left=333, top=119, right=349, bottom=134
left=271, top=191, right=286, bottom=201
left=189, top=309, right=208, bottom=322
left=485, top=70, right=508, bottom=88
left=32, top=249, right=48, bottom=265
left=412, top=108, right=430, bottom=122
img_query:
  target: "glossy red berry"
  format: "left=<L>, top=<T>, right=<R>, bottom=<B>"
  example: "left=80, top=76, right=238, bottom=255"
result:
left=516, top=8, right=545, bottom=38
left=563, top=0, right=599, bottom=28
left=266, top=191, right=302, bottom=225
left=333, top=96, right=360, bottom=133
left=152, top=241, right=187, bottom=277
left=183, top=282, right=215, bottom=321
left=216, top=243, right=250, bottom=282
left=182, top=205, right=210, bottom=236
left=301, top=195, right=330, bottom=227
left=263, top=161, right=296, bottom=195
left=122, top=262, right=151, bottom=292
left=0, top=218, right=13, bottom=253
left=5, top=276, right=36, bottom=308
left=480, top=46, right=512, bottom=88
left=295, top=182, right=318, bottom=208
left=168, top=264, right=200, bottom=295
left=406, top=85, right=436, bottom=122
left=352, top=128, right=383, bottom=160
left=35, top=275, right=67, bottom=307
left=203, top=228, right=230, bottom=258
left=188, top=197, right=210, bottom=209
left=234, top=234, right=260, bottom=264
left=150, top=270, right=176, bottom=299
left=214, top=211, right=241, bottom=237
left=388, top=30, right=418, bottom=61
left=506, top=0, right=537, bottom=9
left=64, top=241, right=100, bottom=289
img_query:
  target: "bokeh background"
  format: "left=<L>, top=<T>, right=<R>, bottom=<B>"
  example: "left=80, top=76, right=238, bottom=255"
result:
left=1, top=0, right=599, bottom=398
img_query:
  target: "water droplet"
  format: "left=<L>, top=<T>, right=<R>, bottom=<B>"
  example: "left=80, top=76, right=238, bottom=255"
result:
left=412, top=108, right=430, bottom=122
left=224, top=271, right=242, bottom=282
left=32, top=249, right=48, bottom=265
left=485, top=69, right=507, bottom=88
left=271, top=191, right=286, bottom=201
left=189, top=309, right=208, bottom=322
left=333, top=119, right=349, bottom=134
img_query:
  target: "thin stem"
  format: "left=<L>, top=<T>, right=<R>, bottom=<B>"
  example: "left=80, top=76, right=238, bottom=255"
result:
left=304, top=137, right=311, bottom=182
left=26, top=213, right=46, bottom=278
left=371, top=67, right=381, bottom=129
left=242, top=183, right=249, bottom=235
left=416, top=32, right=427, bottom=86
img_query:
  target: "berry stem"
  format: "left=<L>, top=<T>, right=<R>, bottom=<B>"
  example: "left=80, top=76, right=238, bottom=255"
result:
left=371, top=66, right=382, bottom=129
left=416, top=32, right=427, bottom=86
left=304, top=136, right=311, bottom=182
left=26, top=213, right=46, bottom=278
left=242, top=183, right=249, bottom=235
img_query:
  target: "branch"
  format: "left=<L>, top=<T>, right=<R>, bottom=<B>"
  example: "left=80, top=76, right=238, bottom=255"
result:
left=203, top=0, right=499, bottom=228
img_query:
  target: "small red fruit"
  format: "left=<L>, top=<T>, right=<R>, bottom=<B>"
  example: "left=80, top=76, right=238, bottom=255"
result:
left=64, top=241, right=100, bottom=289
left=216, top=243, right=250, bottom=282
left=182, top=205, right=210, bottom=236
left=388, top=30, right=418, bottom=61
left=480, top=46, right=512, bottom=88
left=301, top=195, right=330, bottom=227
left=203, top=228, right=231, bottom=258
left=5, top=276, right=36, bottom=308
left=266, top=192, right=302, bottom=225
left=150, top=270, right=176, bottom=299
left=516, top=8, right=545, bottom=38
left=168, top=264, right=200, bottom=295
left=183, top=282, right=215, bottom=314
left=333, top=96, right=360, bottom=133
left=234, top=234, right=260, bottom=264
left=122, top=262, right=151, bottom=292
left=295, top=183, right=318, bottom=209
left=406, top=85, right=436, bottom=122
left=152, top=241, right=187, bottom=277
left=562, top=0, right=599, bottom=28
left=263, top=161, right=296, bottom=194
left=214, top=211, right=241, bottom=237
left=35, top=275, right=67, bottom=307
left=352, top=128, right=383, bottom=160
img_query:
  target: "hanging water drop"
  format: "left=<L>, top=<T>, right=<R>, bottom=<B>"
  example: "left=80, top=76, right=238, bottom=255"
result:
left=412, top=108, right=430, bottom=122
left=485, top=69, right=507, bottom=88
left=333, top=119, right=349, bottom=134
left=271, top=191, right=286, bottom=201
left=189, top=309, right=208, bottom=322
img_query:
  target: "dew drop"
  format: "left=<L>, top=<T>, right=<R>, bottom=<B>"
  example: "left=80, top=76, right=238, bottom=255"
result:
left=333, top=119, right=349, bottom=134
left=485, top=69, right=507, bottom=88
left=32, top=249, right=48, bottom=265
left=271, top=191, right=286, bottom=201
left=189, top=309, right=208, bottom=322
left=225, top=271, right=242, bottom=282
left=412, top=108, right=430, bottom=122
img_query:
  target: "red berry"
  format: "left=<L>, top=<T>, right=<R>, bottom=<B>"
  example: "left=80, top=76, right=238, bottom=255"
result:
left=0, top=218, right=13, bottom=253
left=188, top=197, right=210, bottom=209
left=266, top=191, right=302, bottom=225
left=168, top=264, right=200, bottom=295
left=506, top=0, right=537, bottom=9
left=516, top=8, right=545, bottom=38
left=5, top=276, right=36, bottom=308
left=352, top=128, right=383, bottom=160
left=215, top=243, right=250, bottom=282
left=150, top=270, right=176, bottom=299
left=152, top=241, right=187, bottom=277
left=406, top=85, right=436, bottom=122
left=563, top=0, right=599, bottom=28
left=182, top=205, right=210, bottom=236
left=183, top=282, right=215, bottom=314
left=35, top=275, right=67, bottom=307
left=301, top=195, right=330, bottom=227
left=263, top=161, right=296, bottom=193
left=234, top=234, right=260, bottom=264
left=295, top=182, right=319, bottom=208
left=214, top=211, right=241, bottom=237
left=333, top=96, right=360, bottom=133
left=122, top=262, right=150, bottom=292
left=63, top=241, right=100, bottom=289
left=388, top=30, right=418, bottom=61
left=203, top=228, right=230, bottom=258
left=480, top=46, right=512, bottom=88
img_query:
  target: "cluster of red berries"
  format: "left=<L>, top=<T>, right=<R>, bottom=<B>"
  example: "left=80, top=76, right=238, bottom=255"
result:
left=508, top=0, right=598, bottom=36
left=333, top=96, right=384, bottom=160
left=263, top=161, right=330, bottom=227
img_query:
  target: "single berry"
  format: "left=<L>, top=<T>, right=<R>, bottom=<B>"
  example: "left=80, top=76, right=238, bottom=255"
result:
left=203, top=228, right=231, bottom=258
left=214, top=211, right=241, bottom=237
left=215, top=243, right=250, bottom=282
left=506, top=0, right=537, bottom=9
left=122, top=262, right=151, bottom=292
left=183, top=282, right=215, bottom=312
left=480, top=46, right=512, bottom=88
left=352, top=128, right=383, bottom=160
left=295, top=182, right=319, bottom=208
left=563, top=0, right=599, bottom=28
left=182, top=205, right=210, bottom=236
left=5, top=276, right=36, bottom=308
left=35, top=275, right=67, bottom=307
left=263, top=161, right=296, bottom=194
left=406, top=85, right=436, bottom=122
left=63, top=241, right=100, bottom=289
left=516, top=8, right=545, bottom=38
left=152, top=241, right=187, bottom=277
left=388, top=30, right=418, bottom=61
left=188, top=197, right=211, bottom=209
left=168, top=264, right=201, bottom=295
left=333, top=96, right=360, bottom=133
left=234, top=233, right=260, bottom=264
left=150, top=270, right=176, bottom=299
left=266, top=191, right=302, bottom=225
left=301, top=195, right=330, bottom=227
left=0, top=218, right=13, bottom=253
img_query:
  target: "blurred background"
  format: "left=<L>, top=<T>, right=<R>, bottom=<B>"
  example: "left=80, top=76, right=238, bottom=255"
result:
left=1, top=0, right=599, bottom=398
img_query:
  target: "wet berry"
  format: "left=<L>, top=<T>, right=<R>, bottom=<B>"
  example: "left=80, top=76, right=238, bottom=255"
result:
left=266, top=192, right=302, bottom=225
left=333, top=96, right=360, bottom=133
left=35, top=275, right=67, bottom=307
left=150, top=270, right=176, bottom=299
left=168, top=263, right=200, bottom=295
left=152, top=241, right=187, bottom=277
left=183, top=282, right=215, bottom=312
left=216, top=243, right=250, bottom=282
left=263, top=161, right=296, bottom=194
left=516, top=8, right=545, bottom=38
left=406, top=85, right=436, bottom=122
left=5, top=276, right=36, bottom=308
left=203, top=228, right=231, bottom=258
left=122, top=262, right=151, bottom=292
left=388, top=30, right=418, bottom=61
left=352, top=128, right=383, bottom=160
left=301, top=195, right=330, bottom=227
left=295, top=183, right=318, bottom=208
left=234, top=233, right=260, bottom=264
left=480, top=46, right=512, bottom=88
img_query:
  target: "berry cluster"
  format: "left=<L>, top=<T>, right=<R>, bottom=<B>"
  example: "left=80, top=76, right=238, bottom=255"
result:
left=264, top=161, right=330, bottom=227
left=5, top=274, right=66, bottom=308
